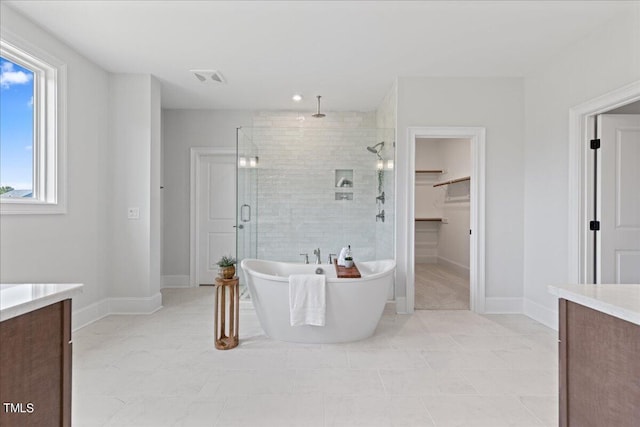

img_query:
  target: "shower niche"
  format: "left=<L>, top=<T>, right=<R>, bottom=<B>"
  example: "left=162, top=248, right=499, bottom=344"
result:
left=335, top=169, right=353, bottom=201
left=335, top=169, right=353, bottom=188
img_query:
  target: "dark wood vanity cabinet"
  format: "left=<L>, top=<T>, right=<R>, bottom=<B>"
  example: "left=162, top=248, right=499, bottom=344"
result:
left=559, top=298, right=640, bottom=427
left=0, top=299, right=72, bottom=427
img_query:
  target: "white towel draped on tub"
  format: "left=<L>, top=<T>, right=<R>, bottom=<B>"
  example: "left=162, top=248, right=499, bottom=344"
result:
left=289, top=274, right=326, bottom=326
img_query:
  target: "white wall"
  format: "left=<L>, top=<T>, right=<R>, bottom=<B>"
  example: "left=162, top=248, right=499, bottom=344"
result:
left=150, top=77, right=162, bottom=298
left=376, top=81, right=397, bottom=130
left=108, top=74, right=161, bottom=307
left=108, top=74, right=149, bottom=297
left=396, top=77, right=525, bottom=309
left=1, top=4, right=170, bottom=324
left=161, top=109, right=253, bottom=280
left=523, top=9, right=640, bottom=327
left=0, top=4, right=110, bottom=313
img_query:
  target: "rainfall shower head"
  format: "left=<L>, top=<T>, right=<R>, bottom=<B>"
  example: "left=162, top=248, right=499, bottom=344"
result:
left=367, top=141, right=385, bottom=155
left=312, top=95, right=326, bottom=118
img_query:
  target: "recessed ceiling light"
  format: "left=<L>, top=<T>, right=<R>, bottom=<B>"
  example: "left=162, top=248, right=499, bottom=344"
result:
left=292, top=94, right=303, bottom=102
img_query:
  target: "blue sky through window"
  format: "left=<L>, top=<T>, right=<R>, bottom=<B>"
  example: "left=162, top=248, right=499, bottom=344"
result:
left=0, top=57, right=34, bottom=192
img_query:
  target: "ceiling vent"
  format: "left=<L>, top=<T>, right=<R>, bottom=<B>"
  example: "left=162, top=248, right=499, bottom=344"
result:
left=190, top=69, right=226, bottom=84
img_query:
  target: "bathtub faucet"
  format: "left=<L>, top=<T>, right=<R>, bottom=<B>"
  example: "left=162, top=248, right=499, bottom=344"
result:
left=313, top=248, right=321, bottom=264
left=328, top=253, right=337, bottom=264
left=300, top=253, right=309, bottom=264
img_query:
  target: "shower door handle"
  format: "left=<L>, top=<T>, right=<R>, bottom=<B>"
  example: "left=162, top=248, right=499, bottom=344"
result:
left=241, top=204, right=251, bottom=222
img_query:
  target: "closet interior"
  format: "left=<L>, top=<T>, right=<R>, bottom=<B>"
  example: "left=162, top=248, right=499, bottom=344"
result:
left=414, top=138, right=471, bottom=310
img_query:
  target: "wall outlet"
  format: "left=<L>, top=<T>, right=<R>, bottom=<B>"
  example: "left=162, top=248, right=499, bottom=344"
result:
left=127, top=207, right=140, bottom=219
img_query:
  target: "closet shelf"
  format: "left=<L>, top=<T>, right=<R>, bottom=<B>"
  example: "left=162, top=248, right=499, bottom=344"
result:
left=415, top=218, right=443, bottom=222
left=416, top=170, right=444, bottom=174
left=433, top=176, right=470, bottom=188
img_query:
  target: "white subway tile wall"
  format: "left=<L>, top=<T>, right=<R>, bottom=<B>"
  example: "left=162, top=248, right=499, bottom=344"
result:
left=244, top=111, right=394, bottom=263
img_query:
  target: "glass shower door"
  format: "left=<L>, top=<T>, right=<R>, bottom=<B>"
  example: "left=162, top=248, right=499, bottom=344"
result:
left=236, top=127, right=258, bottom=298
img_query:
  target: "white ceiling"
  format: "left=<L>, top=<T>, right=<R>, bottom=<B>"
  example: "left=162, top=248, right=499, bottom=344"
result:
left=5, top=1, right=636, bottom=111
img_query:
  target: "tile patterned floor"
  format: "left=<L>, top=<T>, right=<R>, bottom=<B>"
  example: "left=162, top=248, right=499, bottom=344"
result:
left=414, top=263, right=470, bottom=310
left=73, top=288, right=558, bottom=426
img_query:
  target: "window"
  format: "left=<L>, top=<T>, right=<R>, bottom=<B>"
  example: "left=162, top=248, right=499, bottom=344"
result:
left=0, top=36, right=66, bottom=214
left=0, top=57, right=34, bottom=199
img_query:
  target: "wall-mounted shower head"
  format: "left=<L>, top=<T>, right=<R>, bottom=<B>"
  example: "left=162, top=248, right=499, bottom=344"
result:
left=366, top=141, right=384, bottom=154
left=367, top=141, right=385, bottom=159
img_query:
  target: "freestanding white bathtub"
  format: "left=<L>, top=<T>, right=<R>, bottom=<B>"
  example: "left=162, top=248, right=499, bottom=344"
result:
left=240, top=259, right=396, bottom=343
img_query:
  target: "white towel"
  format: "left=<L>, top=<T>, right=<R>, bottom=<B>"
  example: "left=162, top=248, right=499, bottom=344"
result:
left=289, top=274, right=326, bottom=326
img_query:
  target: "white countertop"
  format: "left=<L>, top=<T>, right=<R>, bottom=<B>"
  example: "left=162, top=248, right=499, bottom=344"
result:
left=0, top=283, right=83, bottom=322
left=548, top=284, right=640, bottom=326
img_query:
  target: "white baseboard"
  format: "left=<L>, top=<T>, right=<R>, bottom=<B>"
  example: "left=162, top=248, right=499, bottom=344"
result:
left=72, top=293, right=163, bottom=331
left=161, top=275, right=190, bottom=288
left=437, top=256, right=470, bottom=278
left=523, top=298, right=558, bottom=331
left=484, top=297, right=523, bottom=314
left=109, top=292, right=163, bottom=315
left=415, top=255, right=438, bottom=264
left=72, top=298, right=110, bottom=331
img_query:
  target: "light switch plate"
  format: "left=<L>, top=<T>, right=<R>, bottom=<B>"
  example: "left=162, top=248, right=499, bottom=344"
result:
left=127, top=207, right=140, bottom=219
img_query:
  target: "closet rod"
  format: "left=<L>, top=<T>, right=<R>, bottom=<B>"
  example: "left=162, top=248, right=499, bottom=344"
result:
left=433, top=176, right=470, bottom=188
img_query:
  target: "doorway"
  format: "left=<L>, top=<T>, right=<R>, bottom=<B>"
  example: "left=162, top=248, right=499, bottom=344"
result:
left=568, top=82, right=640, bottom=284
left=585, top=108, right=640, bottom=284
left=190, top=148, right=237, bottom=286
left=404, top=127, right=486, bottom=313
left=414, top=138, right=471, bottom=309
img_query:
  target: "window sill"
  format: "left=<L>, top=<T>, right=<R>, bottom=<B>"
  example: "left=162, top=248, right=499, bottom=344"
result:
left=0, top=201, right=66, bottom=215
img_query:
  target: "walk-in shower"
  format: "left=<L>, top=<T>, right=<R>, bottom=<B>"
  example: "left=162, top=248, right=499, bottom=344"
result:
left=236, top=119, right=394, bottom=299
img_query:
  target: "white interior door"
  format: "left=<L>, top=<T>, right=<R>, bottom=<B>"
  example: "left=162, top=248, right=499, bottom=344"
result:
left=599, top=114, right=640, bottom=284
left=198, top=153, right=236, bottom=285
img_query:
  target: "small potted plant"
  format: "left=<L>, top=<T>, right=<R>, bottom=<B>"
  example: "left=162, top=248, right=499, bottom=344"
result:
left=344, top=256, right=354, bottom=268
left=217, top=255, right=237, bottom=279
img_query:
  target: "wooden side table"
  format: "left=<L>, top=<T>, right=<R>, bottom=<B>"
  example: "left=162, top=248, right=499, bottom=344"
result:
left=214, top=277, right=239, bottom=350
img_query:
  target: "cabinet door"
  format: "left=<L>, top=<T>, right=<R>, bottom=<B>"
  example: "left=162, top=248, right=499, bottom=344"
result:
left=0, top=300, right=71, bottom=427
left=559, top=299, right=640, bottom=426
